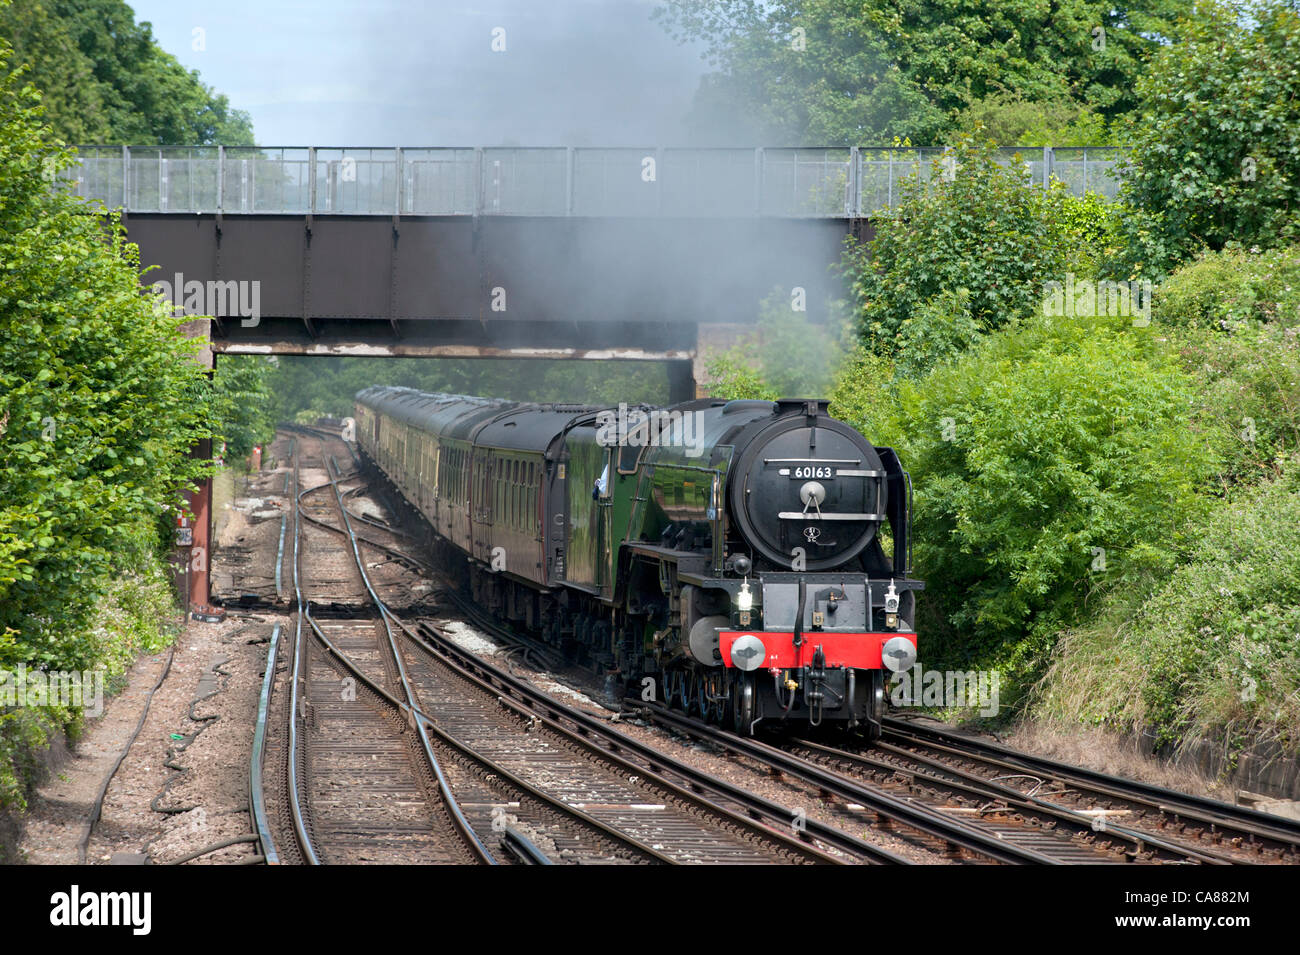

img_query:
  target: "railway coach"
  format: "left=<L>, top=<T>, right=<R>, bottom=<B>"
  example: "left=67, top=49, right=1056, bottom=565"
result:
left=354, top=386, right=923, bottom=737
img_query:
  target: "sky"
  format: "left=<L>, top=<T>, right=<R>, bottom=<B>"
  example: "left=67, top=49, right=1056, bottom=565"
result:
left=130, top=0, right=711, bottom=146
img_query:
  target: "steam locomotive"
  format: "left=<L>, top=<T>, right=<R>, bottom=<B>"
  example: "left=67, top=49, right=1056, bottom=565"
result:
left=353, top=387, right=922, bottom=737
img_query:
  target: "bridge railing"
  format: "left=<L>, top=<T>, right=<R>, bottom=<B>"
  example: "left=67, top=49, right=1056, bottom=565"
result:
left=63, top=145, right=1122, bottom=217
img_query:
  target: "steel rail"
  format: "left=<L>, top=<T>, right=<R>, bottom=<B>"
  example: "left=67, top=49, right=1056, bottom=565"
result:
left=791, top=737, right=1234, bottom=865
left=296, top=432, right=894, bottom=862
left=286, top=461, right=322, bottom=865
left=636, top=704, right=1062, bottom=864
left=248, top=622, right=283, bottom=864
left=403, top=616, right=908, bottom=864
left=304, top=613, right=675, bottom=865
left=322, top=455, right=497, bottom=865
left=882, top=717, right=1300, bottom=854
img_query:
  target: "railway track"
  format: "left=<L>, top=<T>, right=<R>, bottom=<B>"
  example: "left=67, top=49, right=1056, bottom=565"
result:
left=631, top=703, right=1101, bottom=863
left=623, top=700, right=1298, bottom=865
left=871, top=717, right=1300, bottom=863
left=292, top=438, right=1135, bottom=864
left=434, top=592, right=1081, bottom=864
left=277, top=444, right=493, bottom=864
left=313, top=450, right=845, bottom=864
left=256, top=429, right=866, bottom=863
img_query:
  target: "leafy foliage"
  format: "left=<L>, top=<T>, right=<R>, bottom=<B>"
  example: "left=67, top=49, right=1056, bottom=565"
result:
left=1154, top=248, right=1300, bottom=486
left=957, top=92, right=1117, bottom=147
left=701, top=290, right=848, bottom=399
left=845, top=135, right=1081, bottom=359
left=1038, top=462, right=1300, bottom=749
left=212, top=355, right=275, bottom=461
left=0, top=44, right=213, bottom=675
left=1115, top=0, right=1300, bottom=275
left=655, top=0, right=1191, bottom=144
left=1154, top=246, right=1300, bottom=331
left=0, top=0, right=254, bottom=145
left=267, top=355, right=675, bottom=423
left=836, top=312, right=1215, bottom=699
left=702, top=352, right=779, bottom=401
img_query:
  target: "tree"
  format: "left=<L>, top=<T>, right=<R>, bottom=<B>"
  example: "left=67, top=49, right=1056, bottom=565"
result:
left=700, top=289, right=849, bottom=398
left=655, top=0, right=1190, bottom=145
left=0, top=39, right=214, bottom=674
left=0, top=0, right=254, bottom=144
left=957, top=91, right=1116, bottom=147
left=1115, top=0, right=1300, bottom=276
left=265, top=355, right=674, bottom=423
left=0, top=0, right=107, bottom=142
left=212, top=356, right=276, bottom=460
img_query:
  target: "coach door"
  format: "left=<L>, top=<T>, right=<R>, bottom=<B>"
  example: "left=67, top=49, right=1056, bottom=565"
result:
left=595, top=447, right=614, bottom=597
left=472, top=451, right=495, bottom=564
left=564, top=433, right=611, bottom=593
left=545, top=448, right=569, bottom=583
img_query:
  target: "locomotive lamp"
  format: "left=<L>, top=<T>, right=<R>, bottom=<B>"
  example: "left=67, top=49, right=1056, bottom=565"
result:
left=736, top=577, right=753, bottom=612
left=884, top=579, right=900, bottom=631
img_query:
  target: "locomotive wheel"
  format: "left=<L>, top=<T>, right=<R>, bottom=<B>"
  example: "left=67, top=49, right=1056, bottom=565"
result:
left=684, top=671, right=699, bottom=715
left=665, top=670, right=679, bottom=709
left=731, top=673, right=755, bottom=734
left=677, top=671, right=691, bottom=710
left=694, top=673, right=712, bottom=719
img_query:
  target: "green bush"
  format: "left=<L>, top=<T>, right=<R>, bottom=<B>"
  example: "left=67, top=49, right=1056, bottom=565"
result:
left=845, top=135, right=1109, bottom=362
left=958, top=92, right=1117, bottom=148
left=835, top=311, right=1216, bottom=700
left=1116, top=0, right=1300, bottom=275
left=0, top=706, right=61, bottom=814
left=0, top=553, right=179, bottom=812
left=1147, top=247, right=1300, bottom=486
left=890, top=289, right=985, bottom=380
left=702, top=354, right=778, bottom=401
left=1169, top=323, right=1300, bottom=486
left=1154, top=246, right=1300, bottom=331
left=0, top=40, right=211, bottom=683
left=1037, top=461, right=1300, bottom=749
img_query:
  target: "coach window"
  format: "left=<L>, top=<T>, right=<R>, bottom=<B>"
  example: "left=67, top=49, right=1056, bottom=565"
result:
left=618, top=424, right=646, bottom=474
left=526, top=463, right=534, bottom=530
left=514, top=461, right=522, bottom=527
left=514, top=461, right=521, bottom=528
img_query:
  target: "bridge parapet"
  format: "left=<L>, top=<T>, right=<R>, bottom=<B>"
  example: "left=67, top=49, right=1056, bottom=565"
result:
left=65, top=145, right=1122, bottom=218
